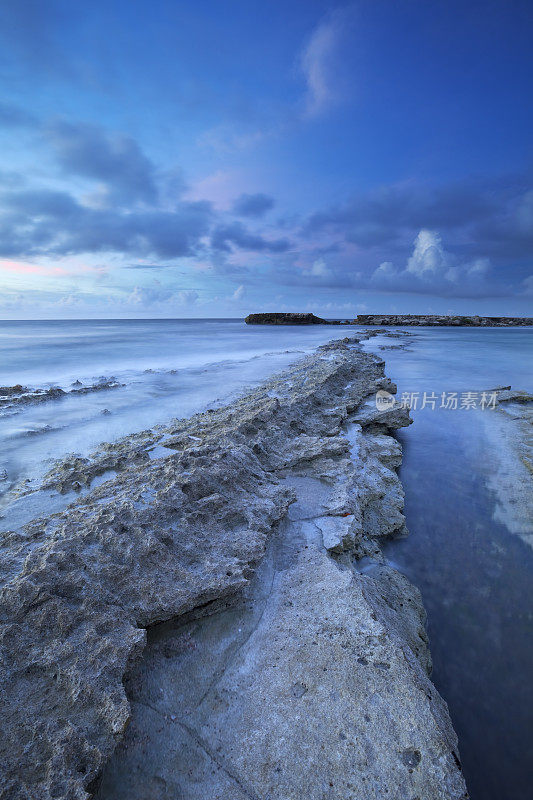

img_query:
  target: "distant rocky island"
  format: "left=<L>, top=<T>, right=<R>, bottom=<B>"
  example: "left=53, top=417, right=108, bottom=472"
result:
left=245, top=312, right=533, bottom=326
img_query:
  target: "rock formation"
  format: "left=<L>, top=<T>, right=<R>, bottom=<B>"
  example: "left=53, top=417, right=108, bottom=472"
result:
left=245, top=312, right=533, bottom=327
left=0, top=336, right=468, bottom=799
left=244, top=312, right=328, bottom=324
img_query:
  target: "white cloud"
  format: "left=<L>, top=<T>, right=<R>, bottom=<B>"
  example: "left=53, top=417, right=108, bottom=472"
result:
left=309, top=257, right=331, bottom=277
left=128, top=285, right=174, bottom=306
left=57, top=294, right=81, bottom=306
left=373, top=261, right=398, bottom=279
left=467, top=257, right=490, bottom=276
left=406, top=229, right=448, bottom=276
left=178, top=289, right=199, bottom=305
left=300, top=8, right=354, bottom=118
left=372, top=229, right=492, bottom=292
left=444, top=266, right=460, bottom=282
left=232, top=284, right=245, bottom=301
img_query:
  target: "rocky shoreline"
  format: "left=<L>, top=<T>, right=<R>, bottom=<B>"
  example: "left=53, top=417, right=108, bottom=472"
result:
left=0, top=336, right=467, bottom=799
left=478, top=387, right=533, bottom=548
left=245, top=312, right=533, bottom=326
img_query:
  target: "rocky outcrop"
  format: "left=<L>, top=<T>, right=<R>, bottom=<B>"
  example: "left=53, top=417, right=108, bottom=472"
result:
left=0, top=379, right=123, bottom=413
left=244, top=312, right=329, bottom=324
left=0, top=337, right=467, bottom=800
left=245, top=312, right=533, bottom=326
left=355, top=314, right=533, bottom=326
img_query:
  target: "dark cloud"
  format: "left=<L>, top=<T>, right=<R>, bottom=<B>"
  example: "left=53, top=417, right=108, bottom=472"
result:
left=46, top=121, right=158, bottom=204
left=0, top=189, right=213, bottom=259
left=304, top=180, right=500, bottom=238
left=302, top=172, right=533, bottom=279
left=471, top=189, right=533, bottom=262
left=211, top=221, right=290, bottom=253
left=5, top=189, right=79, bottom=218
left=232, top=192, right=275, bottom=218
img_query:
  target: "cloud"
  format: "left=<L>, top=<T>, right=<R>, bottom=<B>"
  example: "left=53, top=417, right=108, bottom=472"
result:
left=126, top=263, right=168, bottom=270
left=210, top=221, right=290, bottom=254
left=128, top=285, right=174, bottom=306
left=406, top=229, right=447, bottom=276
left=178, top=289, right=199, bottom=305
left=301, top=171, right=533, bottom=294
left=472, top=186, right=533, bottom=260
left=300, top=7, right=354, bottom=118
left=232, top=193, right=275, bottom=218
left=232, top=284, right=245, bottom=301
left=308, top=257, right=331, bottom=277
left=373, top=261, right=397, bottom=279
left=5, top=189, right=80, bottom=218
left=370, top=229, right=495, bottom=296
left=523, top=275, right=533, bottom=296
left=304, top=180, right=499, bottom=238
left=46, top=121, right=158, bottom=204
left=0, top=258, right=68, bottom=277
left=0, top=188, right=214, bottom=259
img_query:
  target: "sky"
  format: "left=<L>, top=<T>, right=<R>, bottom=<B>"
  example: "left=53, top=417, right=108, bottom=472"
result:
left=0, top=0, right=532, bottom=319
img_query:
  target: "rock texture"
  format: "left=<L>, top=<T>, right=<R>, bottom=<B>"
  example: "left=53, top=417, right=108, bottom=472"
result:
left=245, top=312, right=533, bottom=327
left=244, top=312, right=328, bottom=325
left=0, top=337, right=467, bottom=800
left=355, top=314, right=533, bottom=326
left=0, top=379, right=123, bottom=413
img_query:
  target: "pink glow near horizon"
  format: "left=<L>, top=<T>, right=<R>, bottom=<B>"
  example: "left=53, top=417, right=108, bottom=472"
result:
left=0, top=260, right=95, bottom=277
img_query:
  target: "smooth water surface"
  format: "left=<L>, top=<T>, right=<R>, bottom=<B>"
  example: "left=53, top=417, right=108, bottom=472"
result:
left=0, top=319, right=349, bottom=494
left=364, top=328, right=533, bottom=800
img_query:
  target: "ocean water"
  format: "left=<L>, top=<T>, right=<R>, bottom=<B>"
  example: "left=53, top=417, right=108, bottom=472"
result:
left=362, top=328, right=533, bottom=800
left=1, top=319, right=532, bottom=799
left=0, top=319, right=344, bottom=494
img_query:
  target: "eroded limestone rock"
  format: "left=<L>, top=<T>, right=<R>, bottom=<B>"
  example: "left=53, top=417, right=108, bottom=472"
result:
left=0, top=338, right=467, bottom=799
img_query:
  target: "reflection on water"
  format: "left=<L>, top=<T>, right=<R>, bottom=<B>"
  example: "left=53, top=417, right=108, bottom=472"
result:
left=365, top=328, right=533, bottom=800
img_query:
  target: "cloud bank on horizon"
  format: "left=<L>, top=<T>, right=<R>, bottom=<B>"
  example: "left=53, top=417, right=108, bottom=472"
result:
left=0, top=0, right=532, bottom=318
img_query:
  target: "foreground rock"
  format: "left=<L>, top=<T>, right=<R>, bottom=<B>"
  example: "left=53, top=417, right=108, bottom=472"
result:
left=245, top=312, right=533, bottom=327
left=0, top=337, right=467, bottom=799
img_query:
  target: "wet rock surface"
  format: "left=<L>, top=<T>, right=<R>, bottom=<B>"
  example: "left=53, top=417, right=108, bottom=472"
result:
left=0, top=378, right=123, bottom=414
left=0, top=337, right=467, bottom=799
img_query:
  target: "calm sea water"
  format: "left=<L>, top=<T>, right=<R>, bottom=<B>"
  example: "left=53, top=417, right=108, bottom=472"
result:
left=0, top=319, right=531, bottom=799
left=0, top=319, right=341, bottom=491
left=362, top=328, right=532, bottom=800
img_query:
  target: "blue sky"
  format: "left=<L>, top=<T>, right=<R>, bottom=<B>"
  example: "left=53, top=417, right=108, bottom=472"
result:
left=0, top=0, right=532, bottom=318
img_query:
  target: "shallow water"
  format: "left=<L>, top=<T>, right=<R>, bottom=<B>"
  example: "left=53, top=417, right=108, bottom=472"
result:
left=363, top=328, right=533, bottom=800
left=1, top=320, right=532, bottom=798
left=0, top=319, right=347, bottom=495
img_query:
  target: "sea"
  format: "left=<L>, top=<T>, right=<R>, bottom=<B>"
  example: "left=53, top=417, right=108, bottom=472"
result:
left=0, top=318, right=531, bottom=800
